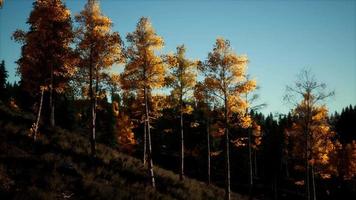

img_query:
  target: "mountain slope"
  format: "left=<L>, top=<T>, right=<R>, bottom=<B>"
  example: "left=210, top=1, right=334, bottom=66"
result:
left=0, top=103, right=247, bottom=200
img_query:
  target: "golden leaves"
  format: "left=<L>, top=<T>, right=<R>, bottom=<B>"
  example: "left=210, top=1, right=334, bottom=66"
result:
left=122, top=17, right=165, bottom=91
left=288, top=99, right=340, bottom=176
left=202, top=37, right=256, bottom=130
left=182, top=105, right=194, bottom=114
left=13, top=0, right=76, bottom=95
left=116, top=112, right=136, bottom=153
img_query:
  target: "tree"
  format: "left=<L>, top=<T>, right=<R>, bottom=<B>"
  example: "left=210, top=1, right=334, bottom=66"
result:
left=194, top=82, right=216, bottom=185
left=342, top=141, right=356, bottom=180
left=241, top=83, right=265, bottom=195
left=75, top=0, right=124, bottom=157
left=284, top=69, right=336, bottom=200
left=112, top=101, right=136, bottom=153
left=200, top=38, right=256, bottom=200
left=13, top=0, right=76, bottom=127
left=0, top=60, right=8, bottom=100
left=166, top=45, right=197, bottom=180
left=121, top=17, right=165, bottom=188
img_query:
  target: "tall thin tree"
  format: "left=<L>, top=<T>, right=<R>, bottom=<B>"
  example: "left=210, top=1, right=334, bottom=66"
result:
left=200, top=38, right=257, bottom=200
left=285, top=69, right=337, bottom=200
left=121, top=17, right=165, bottom=187
left=166, top=45, right=197, bottom=180
left=75, top=0, right=124, bottom=157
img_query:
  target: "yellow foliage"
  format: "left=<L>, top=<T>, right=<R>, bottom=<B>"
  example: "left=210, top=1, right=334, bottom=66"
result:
left=121, top=17, right=165, bottom=91
left=201, top=37, right=256, bottom=132
left=240, top=115, right=252, bottom=129
left=13, top=0, right=76, bottom=95
left=287, top=99, right=340, bottom=177
left=116, top=113, right=136, bottom=153
left=182, top=105, right=194, bottom=114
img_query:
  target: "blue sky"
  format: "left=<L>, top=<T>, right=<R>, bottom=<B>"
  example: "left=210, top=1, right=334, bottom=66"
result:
left=0, top=0, right=355, bottom=115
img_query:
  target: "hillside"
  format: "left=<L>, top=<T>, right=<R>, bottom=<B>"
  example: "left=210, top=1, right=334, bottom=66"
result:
left=0, top=103, right=247, bottom=200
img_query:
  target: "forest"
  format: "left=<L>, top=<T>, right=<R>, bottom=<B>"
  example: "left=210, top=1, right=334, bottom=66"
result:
left=0, top=0, right=355, bottom=200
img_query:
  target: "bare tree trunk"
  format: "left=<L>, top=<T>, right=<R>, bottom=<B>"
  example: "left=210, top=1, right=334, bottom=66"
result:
left=274, top=175, right=278, bottom=200
left=285, top=153, right=289, bottom=178
left=207, top=116, right=211, bottom=185
left=143, top=120, right=147, bottom=166
left=305, top=136, right=310, bottom=200
left=305, top=92, right=312, bottom=200
left=311, top=165, right=316, bottom=200
left=248, top=128, right=253, bottom=196
left=50, top=65, right=55, bottom=127
left=144, top=86, right=155, bottom=187
left=34, top=88, right=44, bottom=141
left=224, top=96, right=230, bottom=200
left=89, top=52, right=96, bottom=157
left=254, top=149, right=258, bottom=177
left=179, top=94, right=184, bottom=181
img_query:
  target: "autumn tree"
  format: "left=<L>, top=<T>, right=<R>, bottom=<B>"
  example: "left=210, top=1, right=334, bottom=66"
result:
left=242, top=86, right=265, bottom=194
left=112, top=101, right=136, bottom=153
left=194, top=82, right=216, bottom=185
left=284, top=69, right=337, bottom=200
left=200, top=38, right=256, bottom=200
left=166, top=45, right=197, bottom=180
left=12, top=0, right=75, bottom=128
left=75, top=0, right=124, bottom=157
left=121, top=17, right=165, bottom=188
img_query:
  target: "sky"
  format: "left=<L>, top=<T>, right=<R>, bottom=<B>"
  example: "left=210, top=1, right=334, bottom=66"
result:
left=0, top=0, right=355, bottom=115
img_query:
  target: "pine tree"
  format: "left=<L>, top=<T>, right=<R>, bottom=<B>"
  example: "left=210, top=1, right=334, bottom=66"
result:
left=200, top=38, right=256, bottom=200
left=121, top=17, right=165, bottom=188
left=75, top=0, right=124, bottom=157
left=12, top=0, right=76, bottom=128
left=0, top=60, right=8, bottom=100
left=166, top=45, right=197, bottom=180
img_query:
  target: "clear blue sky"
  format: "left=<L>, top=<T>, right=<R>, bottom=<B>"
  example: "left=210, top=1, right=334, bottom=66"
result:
left=1, top=0, right=355, bottom=115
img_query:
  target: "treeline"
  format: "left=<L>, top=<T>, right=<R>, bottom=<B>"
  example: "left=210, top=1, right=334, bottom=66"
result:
left=0, top=1, right=355, bottom=200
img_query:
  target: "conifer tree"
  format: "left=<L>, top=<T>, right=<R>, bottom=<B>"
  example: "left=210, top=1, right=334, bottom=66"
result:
left=0, top=60, right=8, bottom=100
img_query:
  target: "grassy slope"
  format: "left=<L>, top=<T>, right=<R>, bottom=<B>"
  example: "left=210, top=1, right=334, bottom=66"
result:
left=0, top=104, right=247, bottom=200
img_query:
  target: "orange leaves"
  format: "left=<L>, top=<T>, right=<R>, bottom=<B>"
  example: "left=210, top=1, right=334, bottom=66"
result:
left=182, top=105, right=194, bottom=114
left=115, top=109, right=136, bottom=153
left=252, top=122, right=262, bottom=149
left=202, top=37, right=256, bottom=128
left=121, top=17, right=165, bottom=92
left=76, top=0, right=124, bottom=70
left=13, top=0, right=76, bottom=96
left=239, top=115, right=252, bottom=129
left=287, top=96, right=340, bottom=177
